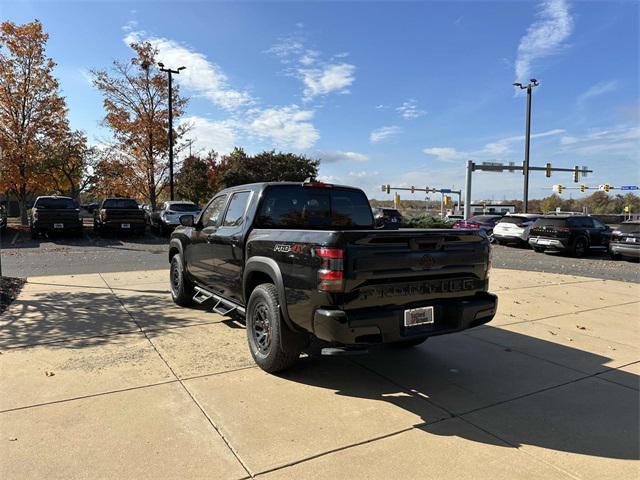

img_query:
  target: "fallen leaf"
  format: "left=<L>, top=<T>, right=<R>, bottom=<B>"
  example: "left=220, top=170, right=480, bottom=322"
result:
left=45, top=371, right=55, bottom=377
left=576, top=325, right=587, bottom=330
left=8, top=437, right=17, bottom=442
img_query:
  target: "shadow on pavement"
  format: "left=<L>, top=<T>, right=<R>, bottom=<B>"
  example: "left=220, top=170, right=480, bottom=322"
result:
left=279, top=331, right=639, bottom=462
left=0, top=288, right=212, bottom=349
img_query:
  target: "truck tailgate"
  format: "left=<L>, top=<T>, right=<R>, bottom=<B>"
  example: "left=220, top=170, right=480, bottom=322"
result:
left=340, top=229, right=489, bottom=309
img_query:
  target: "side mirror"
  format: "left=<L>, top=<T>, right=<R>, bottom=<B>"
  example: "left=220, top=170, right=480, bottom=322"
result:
left=179, top=214, right=194, bottom=227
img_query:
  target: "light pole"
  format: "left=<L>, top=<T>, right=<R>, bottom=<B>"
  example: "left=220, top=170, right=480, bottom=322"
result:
left=158, top=63, right=185, bottom=201
left=513, top=79, right=539, bottom=213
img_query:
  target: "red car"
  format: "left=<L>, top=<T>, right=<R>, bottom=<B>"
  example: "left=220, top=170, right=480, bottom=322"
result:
left=452, top=215, right=503, bottom=242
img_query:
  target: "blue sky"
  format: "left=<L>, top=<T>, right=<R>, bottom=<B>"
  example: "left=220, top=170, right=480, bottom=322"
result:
left=4, top=0, right=639, bottom=200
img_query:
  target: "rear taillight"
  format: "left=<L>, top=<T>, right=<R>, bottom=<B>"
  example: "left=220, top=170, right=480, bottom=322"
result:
left=552, top=226, right=570, bottom=233
left=314, top=247, right=344, bottom=292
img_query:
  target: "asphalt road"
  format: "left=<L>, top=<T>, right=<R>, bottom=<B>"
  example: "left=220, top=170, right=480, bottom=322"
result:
left=1, top=226, right=638, bottom=282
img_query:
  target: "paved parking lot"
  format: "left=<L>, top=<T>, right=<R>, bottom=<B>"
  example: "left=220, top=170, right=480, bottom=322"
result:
left=1, top=268, right=638, bottom=479
left=2, top=226, right=638, bottom=282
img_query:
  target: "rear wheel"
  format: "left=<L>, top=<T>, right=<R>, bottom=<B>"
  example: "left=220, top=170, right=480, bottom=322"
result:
left=246, top=283, right=305, bottom=373
left=169, top=253, right=193, bottom=306
left=571, top=237, right=588, bottom=257
left=30, top=227, right=40, bottom=240
left=533, top=247, right=545, bottom=253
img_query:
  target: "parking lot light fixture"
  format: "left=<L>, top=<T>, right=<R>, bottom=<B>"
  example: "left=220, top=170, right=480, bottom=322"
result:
left=514, top=79, right=540, bottom=213
left=158, top=63, right=186, bottom=201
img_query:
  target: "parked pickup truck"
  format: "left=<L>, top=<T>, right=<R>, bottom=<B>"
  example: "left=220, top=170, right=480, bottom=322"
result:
left=93, top=198, right=146, bottom=235
left=168, top=181, right=497, bottom=372
left=30, top=196, right=83, bottom=238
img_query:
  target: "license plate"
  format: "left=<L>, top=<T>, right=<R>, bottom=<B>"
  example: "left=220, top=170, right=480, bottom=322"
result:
left=626, top=237, right=636, bottom=243
left=53, top=223, right=64, bottom=229
left=121, top=223, right=130, bottom=229
left=404, top=306, right=434, bottom=327
left=538, top=239, right=551, bottom=245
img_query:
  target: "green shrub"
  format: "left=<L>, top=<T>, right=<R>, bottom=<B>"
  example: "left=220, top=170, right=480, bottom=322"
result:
left=404, top=215, right=453, bottom=229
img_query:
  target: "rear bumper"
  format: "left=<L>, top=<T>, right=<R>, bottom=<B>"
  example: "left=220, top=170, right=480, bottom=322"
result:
left=100, top=221, right=145, bottom=232
left=312, top=292, right=498, bottom=345
left=494, top=232, right=527, bottom=243
left=32, top=221, right=82, bottom=232
left=528, top=236, right=570, bottom=251
left=610, top=242, right=640, bottom=258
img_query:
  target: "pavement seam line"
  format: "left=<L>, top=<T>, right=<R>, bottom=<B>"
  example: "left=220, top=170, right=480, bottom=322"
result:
left=98, top=273, right=254, bottom=479
left=252, top=425, right=421, bottom=477
left=462, top=329, right=640, bottom=379
left=491, top=299, right=640, bottom=329
left=0, top=379, right=180, bottom=414
left=493, top=277, right=609, bottom=293
left=0, top=365, right=261, bottom=415
left=455, top=415, right=582, bottom=480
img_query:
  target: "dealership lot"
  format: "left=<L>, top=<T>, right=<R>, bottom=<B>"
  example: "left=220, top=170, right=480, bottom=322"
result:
left=1, top=268, right=638, bottom=479
left=2, top=226, right=639, bottom=282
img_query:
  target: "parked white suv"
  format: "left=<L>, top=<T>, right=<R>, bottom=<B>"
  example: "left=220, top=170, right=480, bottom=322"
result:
left=493, top=214, right=541, bottom=246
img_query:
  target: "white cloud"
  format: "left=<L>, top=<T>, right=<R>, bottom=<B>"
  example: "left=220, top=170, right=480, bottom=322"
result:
left=515, top=0, right=573, bottom=81
left=301, top=63, right=356, bottom=100
left=267, top=33, right=356, bottom=100
left=559, top=125, right=640, bottom=157
left=181, top=116, right=238, bottom=155
left=124, top=30, right=253, bottom=110
left=317, top=151, right=369, bottom=163
left=423, top=129, right=566, bottom=162
left=348, top=170, right=379, bottom=178
left=578, top=80, right=618, bottom=104
left=422, top=147, right=464, bottom=162
left=245, top=105, right=319, bottom=149
left=370, top=126, right=402, bottom=144
left=396, top=100, right=426, bottom=119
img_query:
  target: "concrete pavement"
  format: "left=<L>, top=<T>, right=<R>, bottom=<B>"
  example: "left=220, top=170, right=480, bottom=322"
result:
left=1, top=269, right=638, bottom=479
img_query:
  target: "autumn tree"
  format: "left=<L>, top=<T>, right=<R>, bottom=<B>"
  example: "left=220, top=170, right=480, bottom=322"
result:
left=214, top=148, right=319, bottom=190
left=91, top=41, right=187, bottom=209
left=0, top=20, right=68, bottom=224
left=175, top=154, right=215, bottom=205
left=88, top=153, right=138, bottom=200
left=42, top=129, right=97, bottom=200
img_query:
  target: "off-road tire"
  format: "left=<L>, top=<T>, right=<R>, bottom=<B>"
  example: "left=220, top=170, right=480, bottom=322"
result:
left=170, top=253, right=193, bottom=307
left=246, top=283, right=304, bottom=373
left=30, top=228, right=40, bottom=240
left=571, top=236, right=588, bottom=258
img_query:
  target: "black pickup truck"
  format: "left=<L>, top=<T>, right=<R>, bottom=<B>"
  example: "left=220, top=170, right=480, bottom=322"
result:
left=169, top=181, right=496, bottom=372
left=30, top=196, right=83, bottom=238
left=93, top=198, right=146, bottom=235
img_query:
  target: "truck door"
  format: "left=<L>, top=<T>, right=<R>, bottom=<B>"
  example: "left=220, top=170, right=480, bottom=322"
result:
left=206, top=191, right=252, bottom=300
left=187, top=194, right=227, bottom=287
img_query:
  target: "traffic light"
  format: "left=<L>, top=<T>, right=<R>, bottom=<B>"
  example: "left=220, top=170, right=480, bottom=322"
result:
left=443, top=195, right=452, bottom=207
left=573, top=166, right=579, bottom=183
left=545, top=163, right=552, bottom=178
left=604, top=184, right=610, bottom=193
left=624, top=205, right=630, bottom=213
left=579, top=184, right=586, bottom=193
left=557, top=184, right=564, bottom=194
left=410, top=186, right=415, bottom=193
left=384, top=184, right=391, bottom=194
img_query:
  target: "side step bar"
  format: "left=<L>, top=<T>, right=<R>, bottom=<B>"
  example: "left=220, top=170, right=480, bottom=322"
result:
left=193, top=286, right=246, bottom=316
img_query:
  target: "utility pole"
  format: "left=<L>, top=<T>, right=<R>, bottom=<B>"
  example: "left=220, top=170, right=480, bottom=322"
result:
left=513, top=79, right=539, bottom=212
left=158, top=63, right=185, bottom=201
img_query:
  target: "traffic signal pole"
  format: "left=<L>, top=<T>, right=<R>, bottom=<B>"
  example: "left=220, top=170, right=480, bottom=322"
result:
left=464, top=160, right=473, bottom=220
left=523, top=83, right=533, bottom=212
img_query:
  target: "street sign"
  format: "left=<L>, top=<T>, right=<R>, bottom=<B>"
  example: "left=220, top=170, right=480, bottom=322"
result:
left=439, top=188, right=452, bottom=193
left=620, top=185, right=639, bottom=191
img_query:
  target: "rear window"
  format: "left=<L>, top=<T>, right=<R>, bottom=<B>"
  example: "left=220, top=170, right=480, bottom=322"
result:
left=533, top=217, right=569, bottom=227
left=617, top=223, right=640, bottom=234
left=256, top=186, right=374, bottom=229
left=103, top=199, right=138, bottom=209
left=169, top=203, right=199, bottom=212
left=34, top=198, right=77, bottom=209
left=499, top=216, right=537, bottom=225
